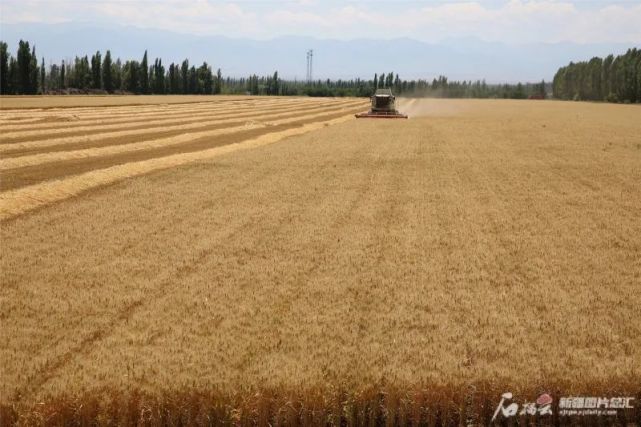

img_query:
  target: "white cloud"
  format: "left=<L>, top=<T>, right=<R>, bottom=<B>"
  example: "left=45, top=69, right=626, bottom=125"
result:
left=1, top=0, right=640, bottom=43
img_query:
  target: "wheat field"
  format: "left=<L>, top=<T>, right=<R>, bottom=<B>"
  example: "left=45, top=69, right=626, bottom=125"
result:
left=1, top=97, right=640, bottom=424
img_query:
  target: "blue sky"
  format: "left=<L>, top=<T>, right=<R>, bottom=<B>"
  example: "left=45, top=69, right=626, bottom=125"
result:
left=1, top=0, right=640, bottom=43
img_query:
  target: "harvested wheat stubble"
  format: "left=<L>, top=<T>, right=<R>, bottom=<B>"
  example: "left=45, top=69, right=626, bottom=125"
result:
left=0, top=100, right=363, bottom=153
left=0, top=116, right=51, bottom=126
left=0, top=103, right=365, bottom=171
left=0, top=94, right=268, bottom=109
left=0, top=101, right=265, bottom=135
left=0, top=100, right=305, bottom=134
left=0, top=114, right=357, bottom=220
left=0, top=99, right=342, bottom=143
left=0, top=97, right=328, bottom=134
left=0, top=97, right=328, bottom=133
left=0, top=110, right=368, bottom=192
left=0, top=99, right=256, bottom=124
left=0, top=104, right=354, bottom=160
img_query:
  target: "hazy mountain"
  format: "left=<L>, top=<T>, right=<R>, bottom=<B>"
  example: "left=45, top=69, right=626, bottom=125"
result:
left=0, top=22, right=636, bottom=82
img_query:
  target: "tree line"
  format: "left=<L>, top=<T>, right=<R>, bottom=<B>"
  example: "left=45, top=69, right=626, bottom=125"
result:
left=0, top=41, right=40, bottom=94
left=0, top=39, right=563, bottom=100
left=553, top=48, right=641, bottom=103
left=1, top=41, right=226, bottom=96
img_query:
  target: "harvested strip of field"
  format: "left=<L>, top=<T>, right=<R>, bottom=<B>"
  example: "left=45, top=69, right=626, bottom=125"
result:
left=0, top=100, right=261, bottom=132
left=0, top=114, right=357, bottom=220
left=0, top=96, right=367, bottom=215
left=0, top=99, right=341, bottom=143
left=0, top=100, right=363, bottom=153
left=0, top=94, right=265, bottom=109
left=0, top=103, right=364, bottom=173
left=0, top=104, right=352, bottom=159
left=0, top=96, right=324, bottom=128
left=0, top=109, right=365, bottom=192
left=0, top=98, right=333, bottom=137
left=0, top=100, right=340, bottom=139
left=0, top=100, right=256, bottom=123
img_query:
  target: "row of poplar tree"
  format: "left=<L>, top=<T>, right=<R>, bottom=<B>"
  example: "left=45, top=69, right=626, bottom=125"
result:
left=0, top=40, right=547, bottom=99
left=552, top=48, right=641, bottom=103
left=0, top=39, right=548, bottom=99
left=3, top=39, right=636, bottom=101
left=0, top=41, right=227, bottom=95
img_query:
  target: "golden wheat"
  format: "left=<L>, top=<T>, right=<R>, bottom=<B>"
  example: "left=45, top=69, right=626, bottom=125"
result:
left=1, top=97, right=639, bottom=424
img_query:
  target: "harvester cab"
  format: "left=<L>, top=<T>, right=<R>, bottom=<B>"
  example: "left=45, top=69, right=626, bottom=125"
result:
left=356, top=88, right=408, bottom=119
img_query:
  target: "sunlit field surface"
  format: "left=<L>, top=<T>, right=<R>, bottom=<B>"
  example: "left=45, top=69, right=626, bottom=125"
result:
left=1, top=97, right=639, bottom=424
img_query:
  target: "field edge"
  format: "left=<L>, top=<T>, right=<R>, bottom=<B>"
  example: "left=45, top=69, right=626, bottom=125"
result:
left=2, top=381, right=640, bottom=426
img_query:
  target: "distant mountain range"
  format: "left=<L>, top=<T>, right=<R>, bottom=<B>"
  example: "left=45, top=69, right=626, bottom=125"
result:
left=1, top=22, right=637, bottom=83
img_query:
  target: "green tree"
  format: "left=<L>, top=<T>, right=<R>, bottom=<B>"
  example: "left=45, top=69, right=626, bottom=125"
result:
left=272, top=71, right=280, bottom=95
left=180, top=59, right=189, bottom=94
left=48, top=64, right=60, bottom=90
left=29, top=45, right=39, bottom=94
left=394, top=73, right=401, bottom=93
left=153, top=58, right=165, bottom=94
left=140, top=50, right=149, bottom=94
left=60, top=60, right=66, bottom=89
left=91, top=51, right=101, bottom=89
left=123, top=60, right=140, bottom=93
left=539, top=79, right=546, bottom=98
left=247, top=74, right=259, bottom=95
left=588, top=57, right=602, bottom=100
left=17, top=40, right=34, bottom=93
left=622, top=48, right=638, bottom=102
left=168, top=63, right=180, bottom=94
left=73, top=56, right=91, bottom=89
left=602, top=54, right=614, bottom=100
left=40, top=57, right=45, bottom=93
left=189, top=66, right=197, bottom=94
left=102, top=50, right=113, bottom=93
left=112, top=59, right=122, bottom=91
left=513, top=82, right=525, bottom=99
left=214, top=68, right=222, bottom=94
left=8, top=57, right=18, bottom=94
left=637, top=50, right=641, bottom=103
left=0, top=42, right=9, bottom=94
left=197, top=62, right=213, bottom=94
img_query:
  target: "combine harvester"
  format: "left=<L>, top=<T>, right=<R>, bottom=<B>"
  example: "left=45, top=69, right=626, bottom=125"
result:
left=356, top=88, right=408, bottom=119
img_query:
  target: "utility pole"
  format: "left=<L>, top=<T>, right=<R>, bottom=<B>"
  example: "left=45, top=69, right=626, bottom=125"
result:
left=306, top=49, right=313, bottom=83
